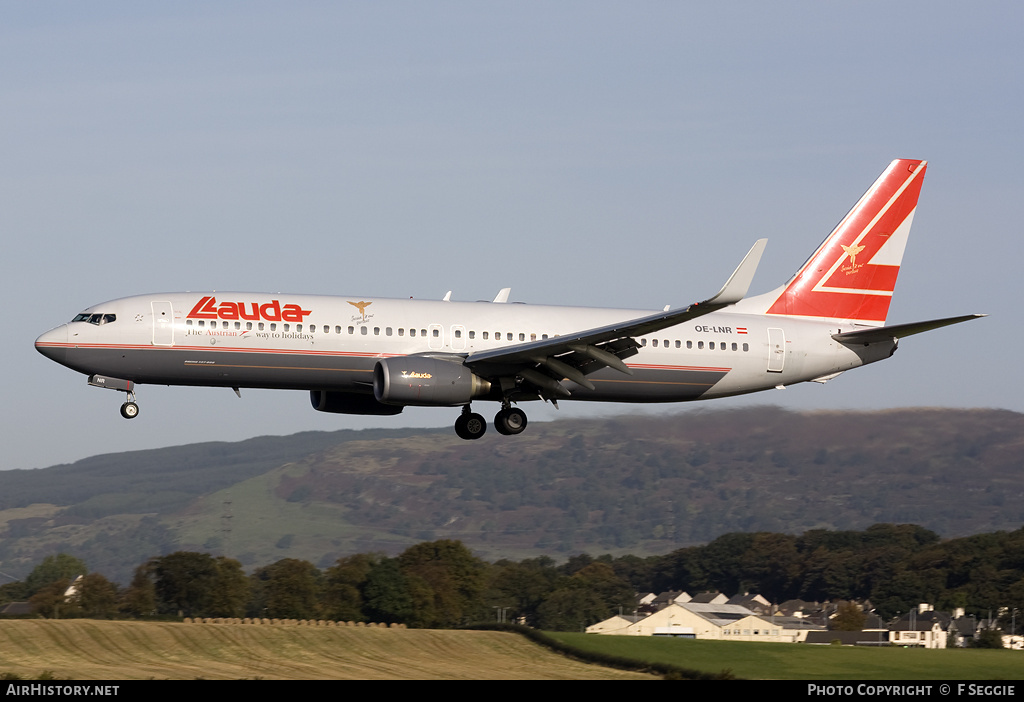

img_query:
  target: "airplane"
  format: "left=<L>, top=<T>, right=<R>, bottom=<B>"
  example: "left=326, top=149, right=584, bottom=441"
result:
left=35, top=159, right=984, bottom=440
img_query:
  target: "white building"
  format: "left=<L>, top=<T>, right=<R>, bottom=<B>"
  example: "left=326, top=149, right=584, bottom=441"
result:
left=587, top=602, right=822, bottom=642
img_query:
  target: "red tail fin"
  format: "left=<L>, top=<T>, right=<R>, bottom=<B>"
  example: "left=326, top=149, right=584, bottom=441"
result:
left=765, top=159, right=926, bottom=324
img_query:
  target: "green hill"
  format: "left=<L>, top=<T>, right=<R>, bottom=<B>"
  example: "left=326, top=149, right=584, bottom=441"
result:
left=1, top=407, right=1021, bottom=583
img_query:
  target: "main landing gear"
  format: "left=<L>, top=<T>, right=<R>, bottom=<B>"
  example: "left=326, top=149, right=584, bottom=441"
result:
left=494, top=406, right=528, bottom=436
left=454, top=404, right=528, bottom=440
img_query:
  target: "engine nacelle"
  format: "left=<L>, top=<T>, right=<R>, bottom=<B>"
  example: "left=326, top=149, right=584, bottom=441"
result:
left=310, top=390, right=404, bottom=415
left=374, top=357, right=491, bottom=406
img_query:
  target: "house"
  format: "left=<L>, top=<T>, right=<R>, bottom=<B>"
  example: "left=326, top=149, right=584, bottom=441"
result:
left=0, top=602, right=33, bottom=616
left=586, top=601, right=824, bottom=642
left=727, top=593, right=772, bottom=615
left=585, top=613, right=645, bottom=635
left=688, top=591, right=729, bottom=605
left=889, top=620, right=947, bottom=648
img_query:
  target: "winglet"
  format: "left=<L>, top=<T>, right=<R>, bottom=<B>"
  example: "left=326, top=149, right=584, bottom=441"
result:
left=705, top=238, right=767, bottom=306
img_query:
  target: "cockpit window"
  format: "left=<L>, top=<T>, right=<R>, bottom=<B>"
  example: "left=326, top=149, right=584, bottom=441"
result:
left=72, top=313, right=116, bottom=325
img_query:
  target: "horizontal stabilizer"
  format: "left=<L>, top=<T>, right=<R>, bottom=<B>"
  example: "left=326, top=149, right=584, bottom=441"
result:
left=832, top=314, right=986, bottom=344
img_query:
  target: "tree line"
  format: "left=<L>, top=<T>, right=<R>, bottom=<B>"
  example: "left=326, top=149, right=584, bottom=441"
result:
left=3, top=524, right=1023, bottom=632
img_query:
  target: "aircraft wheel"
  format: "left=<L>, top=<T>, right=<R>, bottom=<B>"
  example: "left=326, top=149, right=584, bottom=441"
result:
left=120, top=402, right=139, bottom=419
left=494, top=407, right=528, bottom=435
left=455, top=412, right=487, bottom=440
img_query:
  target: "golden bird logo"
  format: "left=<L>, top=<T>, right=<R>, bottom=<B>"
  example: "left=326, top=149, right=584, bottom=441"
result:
left=348, top=300, right=372, bottom=321
left=841, top=243, right=866, bottom=267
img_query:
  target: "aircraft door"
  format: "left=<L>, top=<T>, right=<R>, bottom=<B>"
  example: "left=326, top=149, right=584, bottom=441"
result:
left=767, top=327, right=785, bottom=373
left=428, top=323, right=444, bottom=350
left=450, top=325, right=466, bottom=351
left=152, top=301, right=174, bottom=346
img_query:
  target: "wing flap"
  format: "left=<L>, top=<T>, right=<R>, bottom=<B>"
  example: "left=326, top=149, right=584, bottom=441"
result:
left=465, top=240, right=766, bottom=393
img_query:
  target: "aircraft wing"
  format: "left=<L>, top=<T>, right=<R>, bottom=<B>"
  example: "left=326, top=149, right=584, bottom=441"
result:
left=831, top=314, right=986, bottom=345
left=463, top=239, right=766, bottom=397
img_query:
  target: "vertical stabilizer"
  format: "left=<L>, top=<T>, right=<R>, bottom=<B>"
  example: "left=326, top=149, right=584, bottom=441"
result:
left=763, top=159, right=926, bottom=325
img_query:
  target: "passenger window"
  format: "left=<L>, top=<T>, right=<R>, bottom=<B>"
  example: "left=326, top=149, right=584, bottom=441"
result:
left=398, top=328, right=405, bottom=336
left=259, top=323, right=265, bottom=331
left=410, top=329, right=416, bottom=337
left=432, top=329, right=439, bottom=338
left=732, top=342, right=737, bottom=351
left=361, top=326, right=368, bottom=335
left=675, top=340, right=681, bottom=348
left=652, top=339, right=659, bottom=348
left=698, top=341, right=704, bottom=349
left=743, top=343, right=749, bottom=352
left=374, top=327, right=380, bottom=335
left=519, top=333, right=525, bottom=341
left=284, top=324, right=291, bottom=332
left=469, top=331, right=475, bottom=339
left=641, top=338, right=647, bottom=347
left=348, top=326, right=354, bottom=334
left=455, top=329, right=462, bottom=338
left=199, top=320, right=205, bottom=328
left=270, top=323, right=277, bottom=331
left=507, top=333, right=513, bottom=341
left=686, top=340, right=692, bottom=349
left=386, top=327, right=393, bottom=336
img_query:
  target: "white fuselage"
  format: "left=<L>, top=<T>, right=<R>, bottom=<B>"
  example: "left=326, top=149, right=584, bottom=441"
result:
left=36, top=291, right=892, bottom=403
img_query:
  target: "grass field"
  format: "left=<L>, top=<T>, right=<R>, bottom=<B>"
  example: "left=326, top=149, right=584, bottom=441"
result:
left=0, top=620, right=654, bottom=680
left=5, top=620, right=1020, bottom=680
left=547, top=633, right=1023, bottom=680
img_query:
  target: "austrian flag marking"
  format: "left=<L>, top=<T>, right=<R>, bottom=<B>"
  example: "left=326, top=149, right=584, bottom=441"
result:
left=187, top=296, right=312, bottom=323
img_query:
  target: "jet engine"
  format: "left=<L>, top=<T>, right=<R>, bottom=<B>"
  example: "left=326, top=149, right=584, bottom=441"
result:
left=310, top=390, right=404, bottom=415
left=374, top=357, right=491, bottom=406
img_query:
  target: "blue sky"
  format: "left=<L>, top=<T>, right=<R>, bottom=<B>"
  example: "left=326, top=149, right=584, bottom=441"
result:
left=4, top=2, right=1021, bottom=470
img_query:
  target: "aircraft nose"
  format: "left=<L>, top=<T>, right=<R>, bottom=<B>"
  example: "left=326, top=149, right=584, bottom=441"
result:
left=35, top=325, right=68, bottom=364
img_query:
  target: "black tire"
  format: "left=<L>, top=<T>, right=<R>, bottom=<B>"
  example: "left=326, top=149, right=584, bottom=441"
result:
left=495, top=407, right=528, bottom=435
left=120, top=402, right=139, bottom=419
left=455, top=412, right=487, bottom=440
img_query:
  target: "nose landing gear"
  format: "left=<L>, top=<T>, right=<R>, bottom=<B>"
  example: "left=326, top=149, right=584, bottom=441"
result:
left=87, top=375, right=140, bottom=420
left=120, top=391, right=139, bottom=419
